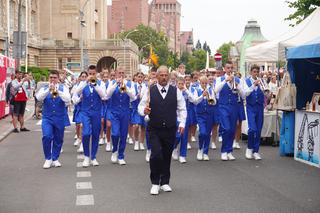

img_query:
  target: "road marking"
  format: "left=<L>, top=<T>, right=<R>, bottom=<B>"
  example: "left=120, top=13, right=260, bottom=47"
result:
left=76, top=195, right=94, bottom=206
left=76, top=182, right=92, bottom=190
left=77, top=155, right=85, bottom=160
left=77, top=171, right=91, bottom=178
left=77, top=162, right=83, bottom=167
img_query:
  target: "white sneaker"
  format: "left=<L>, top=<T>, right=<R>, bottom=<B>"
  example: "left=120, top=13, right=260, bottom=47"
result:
left=172, top=148, right=178, bottom=160
left=128, top=137, right=134, bottom=144
left=150, top=185, right=160, bottom=195
left=139, top=143, right=145, bottom=150
left=99, top=138, right=105, bottom=145
left=160, top=184, right=172, bottom=192
left=145, top=150, right=151, bottom=162
left=197, top=149, right=203, bottom=161
left=43, top=160, right=52, bottom=169
left=105, top=142, right=111, bottom=152
left=227, top=153, right=236, bottom=161
left=221, top=153, right=228, bottom=161
left=245, top=148, right=253, bottom=160
left=187, top=143, right=191, bottom=150
left=111, top=152, right=118, bottom=163
left=191, top=136, right=196, bottom=142
left=253, top=153, right=262, bottom=160
left=233, top=141, right=241, bottom=149
left=52, top=160, right=62, bottom=167
left=82, top=157, right=90, bottom=167
left=203, top=154, right=210, bottom=161
left=74, top=138, right=81, bottom=146
left=218, top=136, right=223, bottom=142
left=74, top=134, right=78, bottom=139
left=134, top=141, right=140, bottom=151
left=211, top=142, right=217, bottom=150
left=118, top=159, right=126, bottom=165
left=91, top=159, right=99, bottom=166
left=77, top=143, right=84, bottom=153
left=60, top=148, right=63, bottom=153
left=179, top=156, right=186, bottom=164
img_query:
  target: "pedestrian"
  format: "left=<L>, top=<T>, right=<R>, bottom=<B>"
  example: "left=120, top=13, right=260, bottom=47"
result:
left=35, top=70, right=71, bottom=169
left=138, top=65, right=186, bottom=195
left=11, top=70, right=30, bottom=132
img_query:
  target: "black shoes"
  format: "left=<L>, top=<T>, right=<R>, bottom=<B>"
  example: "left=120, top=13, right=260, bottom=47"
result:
left=20, top=128, right=30, bottom=132
left=13, top=128, right=19, bottom=133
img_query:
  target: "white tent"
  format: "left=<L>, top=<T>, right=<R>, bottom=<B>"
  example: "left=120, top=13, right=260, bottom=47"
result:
left=245, top=7, right=320, bottom=62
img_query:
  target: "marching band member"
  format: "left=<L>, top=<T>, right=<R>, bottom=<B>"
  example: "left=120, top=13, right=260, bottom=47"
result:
left=189, top=71, right=200, bottom=144
left=193, top=75, right=216, bottom=161
left=99, top=71, right=109, bottom=146
left=215, top=61, right=243, bottom=161
left=242, top=65, right=265, bottom=160
left=106, top=67, right=136, bottom=165
left=105, top=70, right=116, bottom=152
left=36, top=70, right=71, bottom=169
left=131, top=72, right=147, bottom=151
left=208, top=74, right=219, bottom=150
left=73, top=65, right=107, bottom=167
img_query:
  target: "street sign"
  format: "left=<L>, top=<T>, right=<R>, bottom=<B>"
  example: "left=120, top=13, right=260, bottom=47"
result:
left=214, top=53, right=222, bottom=61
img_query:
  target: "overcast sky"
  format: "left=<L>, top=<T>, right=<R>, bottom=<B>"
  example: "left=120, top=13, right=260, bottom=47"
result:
left=179, top=0, right=295, bottom=52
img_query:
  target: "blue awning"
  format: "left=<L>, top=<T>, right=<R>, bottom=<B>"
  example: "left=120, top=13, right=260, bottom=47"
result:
left=287, top=37, right=320, bottom=59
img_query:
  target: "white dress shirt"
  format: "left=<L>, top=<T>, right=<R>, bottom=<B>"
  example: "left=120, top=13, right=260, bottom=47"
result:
left=73, top=80, right=107, bottom=102
left=35, top=84, right=71, bottom=105
left=138, top=83, right=187, bottom=128
left=215, top=74, right=246, bottom=99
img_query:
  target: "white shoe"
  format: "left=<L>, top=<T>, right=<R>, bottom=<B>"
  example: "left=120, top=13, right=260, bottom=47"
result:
left=245, top=148, right=253, bottom=160
left=91, top=159, right=99, bottom=166
left=197, top=149, right=203, bottom=161
left=128, top=137, right=134, bottom=144
left=99, top=138, right=105, bottom=145
left=134, top=141, right=140, bottom=151
left=82, top=157, right=90, bottom=167
left=221, top=153, right=228, bottom=161
left=77, top=143, right=84, bottom=153
left=111, top=152, right=118, bottom=163
left=52, top=160, right=62, bottom=167
left=160, top=184, right=172, bottom=192
left=118, top=159, right=126, bottom=165
left=227, top=153, right=236, bottom=161
left=191, top=136, right=196, bottom=142
left=179, top=156, right=187, bottom=163
left=139, top=143, right=145, bottom=150
left=203, top=154, right=210, bottom=161
left=105, top=142, right=111, bottom=152
left=211, top=142, right=217, bottom=150
left=172, top=148, right=178, bottom=160
left=253, top=153, right=262, bottom=160
left=145, top=150, right=151, bottom=162
left=233, top=141, right=241, bottom=149
left=60, top=148, right=63, bottom=153
left=218, top=136, right=223, bottom=142
left=74, top=134, right=78, bottom=139
left=150, top=185, right=160, bottom=195
left=43, top=160, right=52, bottom=169
left=74, top=138, right=81, bottom=146
left=187, top=143, right=191, bottom=150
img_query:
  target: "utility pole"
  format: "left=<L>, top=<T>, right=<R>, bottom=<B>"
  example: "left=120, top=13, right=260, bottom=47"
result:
left=16, top=0, right=23, bottom=70
left=80, top=0, right=90, bottom=72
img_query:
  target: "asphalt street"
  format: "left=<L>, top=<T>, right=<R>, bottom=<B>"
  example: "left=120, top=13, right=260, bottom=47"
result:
left=0, top=118, right=319, bottom=213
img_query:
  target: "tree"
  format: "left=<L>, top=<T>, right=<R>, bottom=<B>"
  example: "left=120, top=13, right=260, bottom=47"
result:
left=217, top=41, right=234, bottom=66
left=188, top=49, right=207, bottom=71
left=285, top=0, right=320, bottom=26
left=203, top=41, right=212, bottom=55
left=195, top=40, right=202, bottom=50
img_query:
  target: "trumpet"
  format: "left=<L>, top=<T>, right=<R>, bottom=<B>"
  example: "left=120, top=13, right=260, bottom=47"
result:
left=119, top=79, right=127, bottom=93
left=203, top=87, right=216, bottom=106
left=258, top=78, right=270, bottom=93
left=89, top=76, right=97, bottom=85
left=50, top=86, right=59, bottom=98
left=231, top=75, right=238, bottom=94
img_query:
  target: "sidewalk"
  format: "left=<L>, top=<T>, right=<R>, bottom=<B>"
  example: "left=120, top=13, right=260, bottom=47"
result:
left=0, top=99, right=35, bottom=142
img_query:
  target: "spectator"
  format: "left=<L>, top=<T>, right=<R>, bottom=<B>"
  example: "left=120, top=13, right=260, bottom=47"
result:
left=11, top=70, right=30, bottom=132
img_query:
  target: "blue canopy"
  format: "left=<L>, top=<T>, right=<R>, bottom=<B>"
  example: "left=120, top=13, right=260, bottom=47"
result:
left=287, top=37, right=320, bottom=109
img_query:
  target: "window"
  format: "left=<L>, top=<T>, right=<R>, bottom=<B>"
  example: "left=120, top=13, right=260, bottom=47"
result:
left=67, top=58, right=72, bottom=62
left=67, top=32, right=72, bottom=39
left=58, top=58, right=63, bottom=70
left=34, top=55, right=39, bottom=66
left=10, top=0, right=15, bottom=33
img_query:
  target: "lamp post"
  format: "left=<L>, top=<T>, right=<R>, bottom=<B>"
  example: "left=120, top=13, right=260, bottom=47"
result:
left=123, top=29, right=138, bottom=76
left=80, top=0, right=90, bottom=72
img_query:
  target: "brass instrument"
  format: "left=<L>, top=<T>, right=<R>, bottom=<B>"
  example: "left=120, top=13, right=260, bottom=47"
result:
left=258, top=77, right=270, bottom=93
left=50, top=85, right=59, bottom=98
left=231, top=75, right=239, bottom=94
left=89, top=76, right=97, bottom=85
left=119, top=79, right=127, bottom=93
left=207, top=88, right=216, bottom=106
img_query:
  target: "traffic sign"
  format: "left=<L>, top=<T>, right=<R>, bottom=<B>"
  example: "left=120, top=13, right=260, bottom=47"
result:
left=214, top=53, right=222, bottom=61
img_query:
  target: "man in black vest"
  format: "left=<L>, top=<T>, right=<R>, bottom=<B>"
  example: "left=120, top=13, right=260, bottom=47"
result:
left=138, top=65, right=187, bottom=195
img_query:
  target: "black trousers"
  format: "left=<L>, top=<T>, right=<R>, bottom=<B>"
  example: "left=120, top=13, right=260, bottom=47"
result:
left=148, top=126, right=176, bottom=185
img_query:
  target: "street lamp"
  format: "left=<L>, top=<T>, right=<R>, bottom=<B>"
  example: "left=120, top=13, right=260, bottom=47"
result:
left=80, top=0, right=91, bottom=72
left=123, top=29, right=139, bottom=76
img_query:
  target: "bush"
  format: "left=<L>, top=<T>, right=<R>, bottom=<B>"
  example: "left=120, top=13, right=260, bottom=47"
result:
left=21, top=66, right=49, bottom=82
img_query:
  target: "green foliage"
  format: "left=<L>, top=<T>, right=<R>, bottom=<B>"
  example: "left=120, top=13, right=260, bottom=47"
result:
left=285, top=0, right=320, bottom=26
left=21, top=66, right=49, bottom=82
left=217, top=41, right=234, bottom=66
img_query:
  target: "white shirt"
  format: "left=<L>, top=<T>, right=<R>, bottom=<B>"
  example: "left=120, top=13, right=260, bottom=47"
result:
left=215, top=74, right=246, bottom=99
left=35, top=83, right=71, bottom=106
left=269, top=81, right=278, bottom=94
left=106, top=79, right=136, bottom=102
left=72, top=80, right=107, bottom=104
left=138, top=83, right=187, bottom=128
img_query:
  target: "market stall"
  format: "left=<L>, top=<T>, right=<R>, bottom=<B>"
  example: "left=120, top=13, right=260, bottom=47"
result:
left=287, top=37, right=320, bottom=168
left=0, top=54, right=16, bottom=119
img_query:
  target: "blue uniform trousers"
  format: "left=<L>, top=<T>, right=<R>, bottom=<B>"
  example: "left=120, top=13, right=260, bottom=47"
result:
left=81, top=111, right=101, bottom=160
left=174, top=121, right=189, bottom=157
left=246, top=104, right=264, bottom=153
left=42, top=118, right=64, bottom=161
left=197, top=113, right=213, bottom=155
left=110, top=110, right=130, bottom=160
left=219, top=104, right=238, bottom=153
